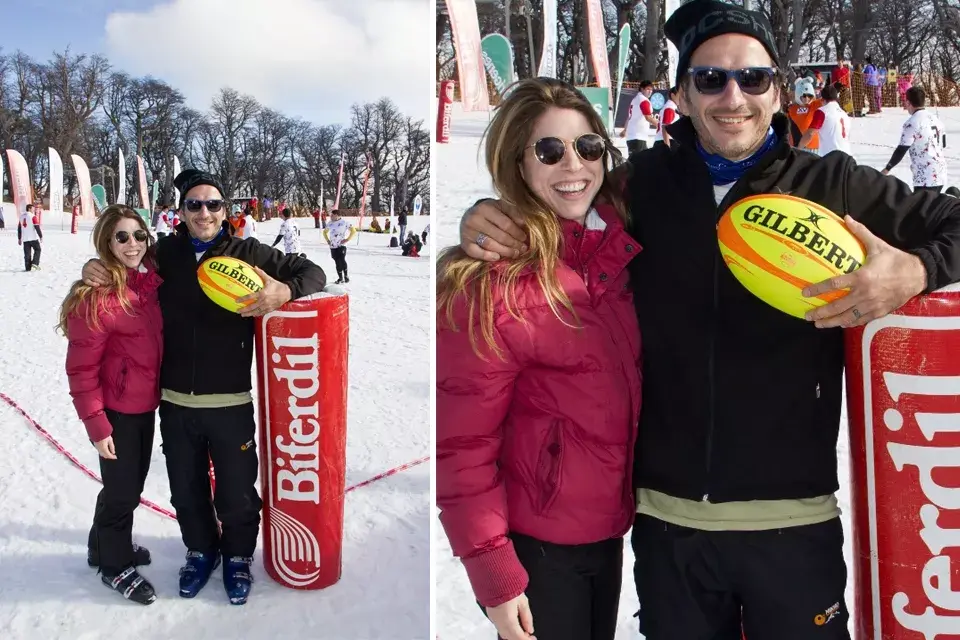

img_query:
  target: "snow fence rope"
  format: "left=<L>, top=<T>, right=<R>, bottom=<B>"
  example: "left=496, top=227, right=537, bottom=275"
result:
left=0, top=392, right=429, bottom=522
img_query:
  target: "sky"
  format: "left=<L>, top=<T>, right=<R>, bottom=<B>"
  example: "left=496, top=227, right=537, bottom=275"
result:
left=0, top=0, right=432, bottom=126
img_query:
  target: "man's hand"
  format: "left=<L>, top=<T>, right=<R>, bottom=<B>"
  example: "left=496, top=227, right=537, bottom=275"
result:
left=802, top=215, right=927, bottom=328
left=881, top=169, right=890, bottom=176
left=82, top=259, right=111, bottom=287
left=459, top=200, right=528, bottom=262
left=486, top=593, right=536, bottom=640
left=236, top=267, right=293, bottom=317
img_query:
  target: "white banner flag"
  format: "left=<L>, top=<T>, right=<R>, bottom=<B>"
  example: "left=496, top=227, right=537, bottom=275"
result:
left=537, top=0, right=558, bottom=78
left=6, top=150, right=31, bottom=218
left=117, top=148, right=126, bottom=205
left=172, top=155, right=182, bottom=207
left=136, top=156, right=149, bottom=211
left=665, top=0, right=681, bottom=84
left=413, top=194, right=423, bottom=216
left=71, top=154, right=94, bottom=219
left=444, top=0, right=490, bottom=112
left=48, top=148, right=63, bottom=217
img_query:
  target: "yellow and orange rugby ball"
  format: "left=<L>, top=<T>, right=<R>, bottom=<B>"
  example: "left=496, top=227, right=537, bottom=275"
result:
left=717, top=194, right=866, bottom=319
left=197, top=256, right=264, bottom=313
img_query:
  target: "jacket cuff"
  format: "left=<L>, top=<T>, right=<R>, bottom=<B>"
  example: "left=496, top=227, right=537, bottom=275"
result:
left=462, top=540, right=529, bottom=608
left=908, top=246, right=939, bottom=294
left=84, top=411, right=113, bottom=443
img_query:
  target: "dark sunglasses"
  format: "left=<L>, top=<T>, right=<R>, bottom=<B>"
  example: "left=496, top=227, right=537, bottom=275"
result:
left=184, top=198, right=225, bottom=213
left=527, top=133, right=606, bottom=166
left=115, top=230, right=149, bottom=244
left=688, top=66, right=778, bottom=96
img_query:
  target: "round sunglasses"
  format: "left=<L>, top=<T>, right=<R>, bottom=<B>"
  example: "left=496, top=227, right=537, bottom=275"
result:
left=115, top=229, right=149, bottom=244
left=184, top=198, right=225, bottom=213
left=688, top=66, right=778, bottom=96
left=527, top=133, right=606, bottom=166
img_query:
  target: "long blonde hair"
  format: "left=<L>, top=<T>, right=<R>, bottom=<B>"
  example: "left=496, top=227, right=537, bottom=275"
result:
left=436, top=77, right=628, bottom=359
left=57, top=205, right=155, bottom=337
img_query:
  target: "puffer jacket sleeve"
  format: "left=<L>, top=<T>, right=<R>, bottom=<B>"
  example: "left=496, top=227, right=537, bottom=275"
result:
left=436, top=299, right=525, bottom=608
left=65, top=303, right=113, bottom=443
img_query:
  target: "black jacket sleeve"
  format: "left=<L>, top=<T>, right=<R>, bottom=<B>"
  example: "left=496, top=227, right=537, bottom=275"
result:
left=842, top=155, right=960, bottom=293
left=884, top=145, right=909, bottom=171
left=246, top=238, right=327, bottom=299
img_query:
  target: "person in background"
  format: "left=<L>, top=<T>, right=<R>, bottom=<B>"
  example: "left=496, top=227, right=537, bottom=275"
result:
left=882, top=86, right=948, bottom=193
left=60, top=205, right=162, bottom=605
left=19, top=203, right=43, bottom=272
left=397, top=205, right=408, bottom=244
left=401, top=231, right=422, bottom=257
left=324, top=209, right=355, bottom=284
left=864, top=56, right=883, bottom=114
left=272, top=208, right=303, bottom=255
left=155, top=205, right=171, bottom=238
left=653, top=86, right=681, bottom=148
left=787, top=77, right=824, bottom=151
left=236, top=206, right=257, bottom=240
left=622, top=80, right=658, bottom=154
left=421, top=223, right=430, bottom=244
left=799, top=84, right=852, bottom=156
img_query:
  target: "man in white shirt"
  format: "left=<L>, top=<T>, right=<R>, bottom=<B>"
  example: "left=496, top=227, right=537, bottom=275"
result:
left=323, top=209, right=354, bottom=284
left=18, top=203, right=43, bottom=271
left=653, top=86, right=682, bottom=148
left=882, top=86, right=948, bottom=193
left=237, top=209, right=258, bottom=239
left=799, top=85, right=851, bottom=156
left=623, top=81, right=658, bottom=155
left=155, top=205, right=171, bottom=237
left=271, top=208, right=303, bottom=255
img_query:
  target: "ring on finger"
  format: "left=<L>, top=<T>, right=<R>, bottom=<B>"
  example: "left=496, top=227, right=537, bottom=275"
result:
left=852, top=307, right=862, bottom=320
left=475, top=232, right=488, bottom=248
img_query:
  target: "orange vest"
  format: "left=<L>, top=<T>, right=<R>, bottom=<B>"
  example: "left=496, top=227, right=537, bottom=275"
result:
left=788, top=99, right=824, bottom=149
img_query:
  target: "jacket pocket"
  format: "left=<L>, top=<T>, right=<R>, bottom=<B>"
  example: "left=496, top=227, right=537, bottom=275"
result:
left=534, top=420, right=564, bottom=515
left=115, top=358, right=130, bottom=397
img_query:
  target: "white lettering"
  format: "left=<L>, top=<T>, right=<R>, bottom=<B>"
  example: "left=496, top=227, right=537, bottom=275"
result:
left=277, top=469, right=320, bottom=504
left=892, top=591, right=960, bottom=638
left=923, top=555, right=960, bottom=611
left=888, top=443, right=960, bottom=510
left=919, top=504, right=960, bottom=556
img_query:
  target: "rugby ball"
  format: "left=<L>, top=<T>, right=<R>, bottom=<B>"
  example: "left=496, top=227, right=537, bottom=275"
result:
left=197, top=256, right=264, bottom=313
left=717, top=194, right=866, bottom=319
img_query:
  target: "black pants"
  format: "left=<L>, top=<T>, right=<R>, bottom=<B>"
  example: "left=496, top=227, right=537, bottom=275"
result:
left=88, top=410, right=155, bottom=575
left=159, top=401, right=262, bottom=558
left=632, top=514, right=849, bottom=640
left=330, top=246, right=348, bottom=276
left=483, top=532, right=623, bottom=640
left=626, top=139, right=648, bottom=155
left=22, top=240, right=40, bottom=271
left=914, top=185, right=943, bottom=194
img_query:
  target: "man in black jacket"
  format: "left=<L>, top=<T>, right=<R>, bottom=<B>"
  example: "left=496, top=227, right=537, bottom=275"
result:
left=82, top=169, right=326, bottom=605
left=454, top=2, right=960, bottom=638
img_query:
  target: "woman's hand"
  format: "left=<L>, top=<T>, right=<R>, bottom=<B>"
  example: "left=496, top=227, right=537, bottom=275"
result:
left=94, top=436, right=117, bottom=460
left=486, top=593, right=536, bottom=640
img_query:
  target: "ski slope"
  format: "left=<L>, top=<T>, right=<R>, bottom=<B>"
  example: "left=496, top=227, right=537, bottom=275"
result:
left=433, top=102, right=960, bottom=639
left=0, top=212, right=431, bottom=639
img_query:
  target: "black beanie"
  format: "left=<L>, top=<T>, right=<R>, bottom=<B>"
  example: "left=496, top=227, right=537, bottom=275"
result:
left=173, top=169, right=225, bottom=208
left=664, top=0, right=780, bottom=85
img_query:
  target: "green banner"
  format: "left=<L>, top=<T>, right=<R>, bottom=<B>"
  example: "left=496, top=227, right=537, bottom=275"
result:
left=91, top=184, right=107, bottom=212
left=481, top=33, right=515, bottom=98
left=578, top=87, right=610, bottom=130
left=613, top=24, right=632, bottom=125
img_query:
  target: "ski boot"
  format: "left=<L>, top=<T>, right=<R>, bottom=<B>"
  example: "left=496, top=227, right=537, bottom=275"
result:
left=343, top=270, right=349, bottom=284
left=178, top=550, right=220, bottom=598
left=88, top=542, right=151, bottom=568
left=101, top=566, right=157, bottom=605
left=222, top=556, right=254, bottom=605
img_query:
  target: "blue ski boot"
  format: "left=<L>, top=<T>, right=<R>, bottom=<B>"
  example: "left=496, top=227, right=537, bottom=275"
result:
left=222, top=556, right=254, bottom=605
left=178, top=550, right=220, bottom=598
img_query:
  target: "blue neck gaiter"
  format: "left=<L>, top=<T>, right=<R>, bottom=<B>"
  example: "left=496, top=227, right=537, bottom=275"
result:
left=696, top=127, right=778, bottom=186
left=190, top=227, right=225, bottom=253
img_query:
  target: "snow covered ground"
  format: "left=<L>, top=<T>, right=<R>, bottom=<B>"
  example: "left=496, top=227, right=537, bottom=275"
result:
left=0, top=212, right=431, bottom=639
left=433, top=102, right=960, bottom=639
